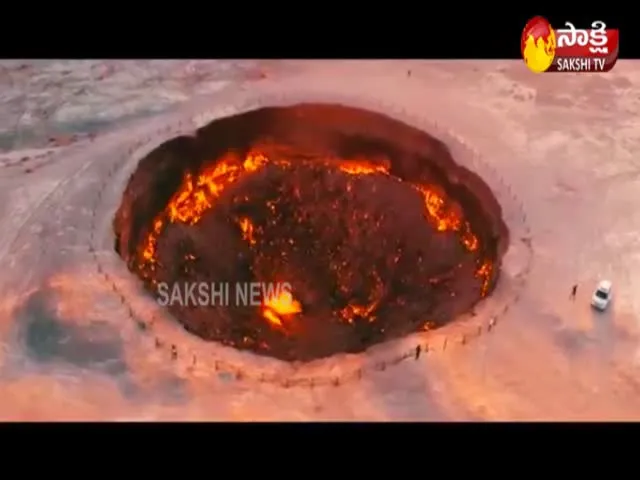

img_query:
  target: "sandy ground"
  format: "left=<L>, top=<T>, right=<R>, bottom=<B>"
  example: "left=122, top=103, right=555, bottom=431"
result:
left=0, top=59, right=639, bottom=421
left=0, top=60, right=262, bottom=152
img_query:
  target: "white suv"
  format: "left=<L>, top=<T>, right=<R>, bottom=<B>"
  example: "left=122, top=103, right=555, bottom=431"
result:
left=591, top=280, right=612, bottom=311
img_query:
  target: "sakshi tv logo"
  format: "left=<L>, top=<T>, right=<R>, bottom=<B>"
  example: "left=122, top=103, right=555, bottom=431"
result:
left=521, top=16, right=619, bottom=73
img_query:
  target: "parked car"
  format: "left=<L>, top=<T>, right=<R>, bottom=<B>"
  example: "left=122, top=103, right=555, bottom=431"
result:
left=591, top=280, right=612, bottom=311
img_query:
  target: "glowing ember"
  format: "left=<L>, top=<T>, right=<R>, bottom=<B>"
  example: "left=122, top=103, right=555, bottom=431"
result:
left=238, top=217, right=256, bottom=245
left=340, top=303, right=378, bottom=323
left=475, top=259, right=493, bottom=297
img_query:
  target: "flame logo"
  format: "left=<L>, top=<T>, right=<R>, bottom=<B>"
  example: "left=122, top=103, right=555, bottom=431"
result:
left=521, top=16, right=556, bottom=73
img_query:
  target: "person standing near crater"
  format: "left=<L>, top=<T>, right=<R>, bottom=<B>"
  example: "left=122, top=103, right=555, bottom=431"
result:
left=570, top=284, right=578, bottom=301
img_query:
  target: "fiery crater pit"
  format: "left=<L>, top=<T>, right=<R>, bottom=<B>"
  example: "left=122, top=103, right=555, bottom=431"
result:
left=113, top=104, right=509, bottom=362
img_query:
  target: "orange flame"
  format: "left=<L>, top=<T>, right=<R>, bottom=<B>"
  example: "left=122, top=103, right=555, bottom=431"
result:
left=139, top=152, right=268, bottom=270
left=168, top=153, right=268, bottom=225
left=262, top=290, right=302, bottom=327
left=338, top=160, right=389, bottom=176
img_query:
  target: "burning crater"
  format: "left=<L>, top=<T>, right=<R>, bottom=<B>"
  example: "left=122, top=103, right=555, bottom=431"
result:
left=113, top=104, right=509, bottom=362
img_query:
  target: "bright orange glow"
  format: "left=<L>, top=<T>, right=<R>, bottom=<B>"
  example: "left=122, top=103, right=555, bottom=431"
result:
left=262, top=290, right=302, bottom=327
left=338, top=160, right=389, bottom=176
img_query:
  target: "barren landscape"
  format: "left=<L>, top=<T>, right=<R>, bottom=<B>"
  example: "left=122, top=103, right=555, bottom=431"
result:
left=0, top=59, right=639, bottom=421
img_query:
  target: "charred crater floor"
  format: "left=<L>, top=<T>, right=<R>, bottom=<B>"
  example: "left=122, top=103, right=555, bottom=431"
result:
left=113, top=103, right=509, bottom=362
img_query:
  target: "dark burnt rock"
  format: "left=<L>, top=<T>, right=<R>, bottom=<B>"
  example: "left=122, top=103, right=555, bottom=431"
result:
left=113, top=103, right=509, bottom=362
